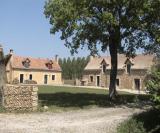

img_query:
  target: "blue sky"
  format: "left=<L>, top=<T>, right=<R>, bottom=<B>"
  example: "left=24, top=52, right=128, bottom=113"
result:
left=0, top=0, right=107, bottom=58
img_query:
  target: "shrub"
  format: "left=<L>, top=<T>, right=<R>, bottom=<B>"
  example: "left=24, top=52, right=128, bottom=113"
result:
left=24, top=80, right=37, bottom=84
left=12, top=78, right=19, bottom=84
left=145, top=61, right=160, bottom=105
left=117, top=118, right=146, bottom=133
left=134, top=109, right=160, bottom=133
left=0, top=105, right=6, bottom=113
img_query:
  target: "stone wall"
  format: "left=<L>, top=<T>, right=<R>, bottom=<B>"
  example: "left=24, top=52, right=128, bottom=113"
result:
left=83, top=69, right=147, bottom=90
left=0, top=87, right=2, bottom=106
left=83, top=70, right=101, bottom=86
left=105, top=69, right=147, bottom=90
left=2, top=85, right=38, bottom=111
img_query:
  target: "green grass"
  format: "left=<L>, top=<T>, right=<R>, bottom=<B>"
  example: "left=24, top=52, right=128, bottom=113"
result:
left=38, top=85, right=151, bottom=112
left=38, top=85, right=110, bottom=94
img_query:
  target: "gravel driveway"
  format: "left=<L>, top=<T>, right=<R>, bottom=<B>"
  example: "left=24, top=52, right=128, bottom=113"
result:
left=0, top=107, right=143, bottom=133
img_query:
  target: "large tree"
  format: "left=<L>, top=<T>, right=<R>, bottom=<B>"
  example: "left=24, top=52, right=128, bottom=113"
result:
left=0, top=46, right=11, bottom=87
left=44, top=0, right=160, bottom=99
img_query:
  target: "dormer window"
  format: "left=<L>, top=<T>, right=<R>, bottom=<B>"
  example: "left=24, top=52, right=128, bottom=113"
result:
left=46, top=60, right=53, bottom=69
left=22, top=58, right=30, bottom=68
left=125, top=58, right=134, bottom=75
left=127, top=64, right=131, bottom=74
left=47, top=64, right=52, bottom=69
left=102, top=64, right=106, bottom=73
left=101, top=59, right=107, bottom=74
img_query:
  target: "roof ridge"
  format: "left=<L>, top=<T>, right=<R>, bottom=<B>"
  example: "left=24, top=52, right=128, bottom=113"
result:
left=13, top=54, right=55, bottom=61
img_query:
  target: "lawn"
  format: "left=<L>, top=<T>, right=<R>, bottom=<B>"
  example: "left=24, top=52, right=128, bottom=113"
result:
left=38, top=85, right=109, bottom=94
left=38, top=85, right=151, bottom=112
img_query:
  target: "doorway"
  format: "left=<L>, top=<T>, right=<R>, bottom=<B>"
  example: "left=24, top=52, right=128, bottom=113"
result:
left=44, top=75, right=48, bottom=84
left=20, top=74, right=24, bottom=83
left=116, top=79, right=119, bottom=88
left=96, top=76, right=100, bottom=86
left=134, top=79, right=140, bottom=90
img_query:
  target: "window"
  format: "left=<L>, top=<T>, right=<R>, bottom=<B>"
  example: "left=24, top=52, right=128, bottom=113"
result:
left=47, top=64, right=52, bottom=69
left=102, top=64, right=106, bottom=73
left=127, top=64, right=131, bottom=74
left=52, top=75, right=55, bottom=80
left=90, top=76, right=93, bottom=82
left=29, top=74, right=32, bottom=80
left=22, top=58, right=30, bottom=68
left=23, top=62, right=30, bottom=68
left=46, top=60, right=53, bottom=69
left=44, top=75, right=48, bottom=84
left=116, top=79, right=119, bottom=86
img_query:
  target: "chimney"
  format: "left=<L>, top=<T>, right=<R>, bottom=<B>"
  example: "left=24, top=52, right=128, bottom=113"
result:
left=0, top=45, right=4, bottom=59
left=55, top=54, right=58, bottom=63
left=90, top=55, right=94, bottom=61
left=0, top=44, right=3, bottom=52
left=9, top=49, right=13, bottom=55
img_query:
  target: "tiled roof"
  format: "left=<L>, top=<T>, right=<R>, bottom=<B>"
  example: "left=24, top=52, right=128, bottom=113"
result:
left=10, top=55, right=61, bottom=72
left=85, top=54, right=154, bottom=70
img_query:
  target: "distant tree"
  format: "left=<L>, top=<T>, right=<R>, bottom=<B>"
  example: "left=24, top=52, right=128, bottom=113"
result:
left=58, top=58, right=62, bottom=67
left=59, top=57, right=89, bottom=80
left=45, top=0, right=160, bottom=99
left=67, top=57, right=72, bottom=79
left=71, top=57, right=76, bottom=79
left=62, top=58, right=67, bottom=79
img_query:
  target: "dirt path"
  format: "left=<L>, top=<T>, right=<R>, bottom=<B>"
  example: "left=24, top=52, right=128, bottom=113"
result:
left=0, top=107, right=143, bottom=133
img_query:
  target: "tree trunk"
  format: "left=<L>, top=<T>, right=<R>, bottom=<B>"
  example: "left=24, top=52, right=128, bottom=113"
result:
left=0, top=47, right=11, bottom=88
left=109, top=43, right=118, bottom=99
left=0, top=48, right=6, bottom=88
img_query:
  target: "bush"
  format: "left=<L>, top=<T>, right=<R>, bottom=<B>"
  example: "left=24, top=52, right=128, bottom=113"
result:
left=0, top=105, right=6, bottom=113
left=134, top=109, right=160, bottom=133
left=24, top=80, right=37, bottom=84
left=145, top=61, right=160, bottom=105
left=117, top=118, right=146, bottom=133
left=12, top=78, right=19, bottom=84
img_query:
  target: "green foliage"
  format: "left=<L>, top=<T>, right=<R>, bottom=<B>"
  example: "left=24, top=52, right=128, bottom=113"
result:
left=145, top=60, right=160, bottom=104
left=44, top=0, right=160, bottom=56
left=118, top=109, right=160, bottom=133
left=134, top=109, right=160, bottom=133
left=117, top=119, right=146, bottom=133
left=0, top=106, right=6, bottom=113
left=59, top=56, right=89, bottom=80
left=44, top=0, right=160, bottom=97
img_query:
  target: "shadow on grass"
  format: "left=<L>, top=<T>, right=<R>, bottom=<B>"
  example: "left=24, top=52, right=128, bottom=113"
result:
left=38, top=92, right=151, bottom=109
left=133, top=108, right=160, bottom=133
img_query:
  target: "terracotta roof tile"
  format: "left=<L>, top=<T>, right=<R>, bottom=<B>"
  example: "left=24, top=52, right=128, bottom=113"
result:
left=11, top=55, right=61, bottom=71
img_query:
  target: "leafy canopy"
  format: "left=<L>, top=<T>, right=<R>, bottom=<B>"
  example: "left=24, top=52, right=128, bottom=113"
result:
left=145, top=59, right=160, bottom=105
left=44, top=0, right=160, bottom=56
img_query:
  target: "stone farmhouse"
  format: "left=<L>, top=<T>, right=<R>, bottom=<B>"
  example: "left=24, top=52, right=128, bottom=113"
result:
left=82, top=54, right=154, bottom=90
left=6, top=50, right=62, bottom=85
